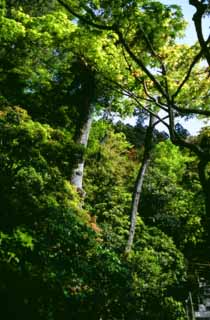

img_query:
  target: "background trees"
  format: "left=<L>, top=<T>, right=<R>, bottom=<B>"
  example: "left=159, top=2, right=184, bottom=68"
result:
left=0, top=0, right=209, bottom=319
left=56, top=0, right=210, bottom=238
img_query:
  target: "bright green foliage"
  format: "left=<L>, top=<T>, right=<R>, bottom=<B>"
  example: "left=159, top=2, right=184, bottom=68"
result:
left=0, top=5, right=75, bottom=113
left=0, top=106, right=83, bottom=180
left=125, top=224, right=186, bottom=319
left=134, top=223, right=186, bottom=286
left=162, top=297, right=187, bottom=320
left=197, top=126, right=210, bottom=151
left=83, top=122, right=187, bottom=318
left=141, top=140, right=204, bottom=250
left=0, top=1, right=207, bottom=319
left=0, top=106, right=96, bottom=319
left=0, top=111, right=187, bottom=320
left=63, top=0, right=185, bottom=43
left=0, top=2, right=129, bottom=136
left=84, top=121, right=137, bottom=249
left=69, top=223, right=186, bottom=320
left=79, top=0, right=185, bottom=92
left=156, top=43, right=210, bottom=114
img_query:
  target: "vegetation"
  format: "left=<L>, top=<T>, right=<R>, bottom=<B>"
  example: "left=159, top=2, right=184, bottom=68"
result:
left=0, top=0, right=210, bottom=319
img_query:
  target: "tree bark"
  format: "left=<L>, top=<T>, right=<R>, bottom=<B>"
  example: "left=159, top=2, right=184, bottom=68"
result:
left=125, top=115, right=155, bottom=254
left=71, top=111, right=93, bottom=195
left=69, top=58, right=96, bottom=196
left=189, top=0, right=210, bottom=66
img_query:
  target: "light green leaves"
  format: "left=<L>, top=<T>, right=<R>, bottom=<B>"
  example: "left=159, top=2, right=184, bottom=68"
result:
left=0, top=12, right=26, bottom=42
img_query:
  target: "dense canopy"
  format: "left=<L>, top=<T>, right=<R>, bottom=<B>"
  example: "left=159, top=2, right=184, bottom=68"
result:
left=0, top=0, right=210, bottom=319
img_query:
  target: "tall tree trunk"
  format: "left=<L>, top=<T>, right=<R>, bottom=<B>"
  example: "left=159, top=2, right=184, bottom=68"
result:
left=71, top=111, right=93, bottom=195
left=69, top=58, right=96, bottom=196
left=125, top=115, right=155, bottom=254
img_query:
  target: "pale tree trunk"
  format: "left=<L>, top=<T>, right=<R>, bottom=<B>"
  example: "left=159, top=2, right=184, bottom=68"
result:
left=125, top=115, right=155, bottom=254
left=71, top=111, right=93, bottom=195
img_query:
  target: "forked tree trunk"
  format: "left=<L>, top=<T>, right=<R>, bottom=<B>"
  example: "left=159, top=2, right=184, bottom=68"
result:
left=125, top=115, right=155, bottom=254
left=71, top=111, right=93, bottom=195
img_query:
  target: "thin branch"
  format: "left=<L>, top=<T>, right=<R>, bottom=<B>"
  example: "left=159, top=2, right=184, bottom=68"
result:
left=122, top=48, right=168, bottom=112
left=143, top=81, right=168, bottom=112
left=121, top=48, right=168, bottom=112
left=168, top=102, right=176, bottom=140
left=172, top=49, right=204, bottom=99
left=153, top=115, right=169, bottom=128
left=57, top=0, right=114, bottom=30
left=173, top=104, right=210, bottom=116
left=122, top=47, right=139, bottom=80
left=157, top=98, right=210, bottom=117
left=189, top=0, right=210, bottom=66
left=139, top=26, right=170, bottom=96
left=103, top=75, right=170, bottom=128
left=99, top=72, right=171, bottom=131
left=122, top=24, right=170, bottom=101
left=58, top=0, right=168, bottom=101
left=116, top=30, right=167, bottom=98
left=124, top=94, right=170, bottom=129
left=172, top=130, right=204, bottom=157
left=108, top=81, right=169, bottom=128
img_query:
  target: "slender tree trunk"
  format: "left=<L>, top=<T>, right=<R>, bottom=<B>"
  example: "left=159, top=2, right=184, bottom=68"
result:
left=71, top=111, right=93, bottom=195
left=69, top=59, right=96, bottom=196
left=125, top=115, right=155, bottom=254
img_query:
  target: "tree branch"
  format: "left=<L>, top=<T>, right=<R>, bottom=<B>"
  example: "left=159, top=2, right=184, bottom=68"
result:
left=173, top=104, right=210, bottom=116
left=143, top=81, right=168, bottom=112
left=116, top=29, right=167, bottom=98
left=153, top=115, right=169, bottom=128
left=57, top=0, right=114, bottom=30
left=172, top=49, right=203, bottom=99
left=171, top=127, right=204, bottom=157
left=103, top=75, right=170, bottom=129
left=189, top=0, right=210, bottom=66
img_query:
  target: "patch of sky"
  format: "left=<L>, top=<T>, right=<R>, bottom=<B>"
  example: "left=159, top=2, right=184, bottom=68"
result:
left=160, top=0, right=209, bottom=44
left=159, top=0, right=210, bottom=134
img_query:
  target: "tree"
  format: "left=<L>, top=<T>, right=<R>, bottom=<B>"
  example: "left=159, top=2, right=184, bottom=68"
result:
left=84, top=120, right=136, bottom=250
left=0, top=106, right=98, bottom=319
left=141, top=140, right=205, bottom=253
left=0, top=1, right=125, bottom=196
left=56, top=0, right=210, bottom=231
left=1, top=2, right=207, bottom=318
left=0, top=108, right=188, bottom=320
left=125, top=114, right=156, bottom=253
left=189, top=0, right=210, bottom=66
